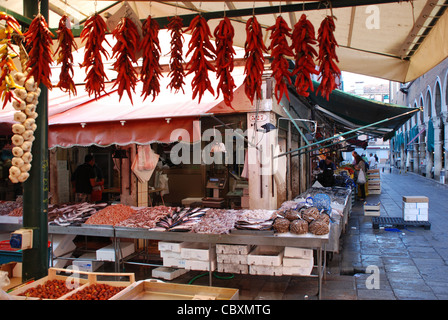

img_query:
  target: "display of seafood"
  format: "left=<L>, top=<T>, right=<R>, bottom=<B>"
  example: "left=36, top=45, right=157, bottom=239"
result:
left=234, top=209, right=276, bottom=231
left=191, top=209, right=242, bottom=234
left=0, top=199, right=22, bottom=216
left=116, top=206, right=176, bottom=229
left=154, top=207, right=208, bottom=232
left=49, top=202, right=108, bottom=226
left=84, top=204, right=136, bottom=226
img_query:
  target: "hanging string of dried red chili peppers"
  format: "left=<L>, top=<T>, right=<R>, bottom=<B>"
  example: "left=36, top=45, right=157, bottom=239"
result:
left=111, top=17, right=140, bottom=104
left=24, top=13, right=54, bottom=89
left=54, top=15, right=78, bottom=96
left=80, top=13, right=110, bottom=99
left=140, top=16, right=162, bottom=102
left=316, top=14, right=341, bottom=100
left=243, top=16, right=267, bottom=104
left=0, top=13, right=23, bottom=109
left=185, top=15, right=216, bottom=103
left=291, top=14, right=319, bottom=97
left=267, top=16, right=294, bottom=103
left=167, top=16, right=186, bottom=94
left=213, top=16, right=236, bottom=109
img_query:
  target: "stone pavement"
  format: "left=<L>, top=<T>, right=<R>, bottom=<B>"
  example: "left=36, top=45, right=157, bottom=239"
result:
left=339, top=169, right=448, bottom=300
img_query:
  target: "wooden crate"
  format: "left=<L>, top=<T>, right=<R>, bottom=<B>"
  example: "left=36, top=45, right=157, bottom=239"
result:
left=110, top=280, right=239, bottom=300
left=8, top=267, right=135, bottom=300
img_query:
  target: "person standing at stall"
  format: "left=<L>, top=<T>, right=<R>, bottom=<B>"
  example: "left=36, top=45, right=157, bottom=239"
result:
left=317, top=155, right=337, bottom=187
left=71, top=154, right=101, bottom=203
left=354, top=154, right=367, bottom=200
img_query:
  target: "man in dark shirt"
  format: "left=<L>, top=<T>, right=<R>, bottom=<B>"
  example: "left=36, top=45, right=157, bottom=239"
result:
left=71, top=154, right=99, bottom=202
left=317, top=155, right=336, bottom=187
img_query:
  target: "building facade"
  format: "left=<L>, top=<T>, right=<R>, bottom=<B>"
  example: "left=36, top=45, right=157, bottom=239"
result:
left=390, top=57, right=448, bottom=183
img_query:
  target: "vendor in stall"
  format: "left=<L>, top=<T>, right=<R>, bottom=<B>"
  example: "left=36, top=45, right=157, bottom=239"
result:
left=317, top=155, right=336, bottom=187
left=71, top=154, right=103, bottom=203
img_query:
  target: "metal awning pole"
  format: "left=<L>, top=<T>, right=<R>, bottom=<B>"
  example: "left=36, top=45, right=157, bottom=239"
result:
left=21, top=0, right=49, bottom=281
left=282, top=107, right=311, bottom=146
left=275, top=108, right=420, bottom=159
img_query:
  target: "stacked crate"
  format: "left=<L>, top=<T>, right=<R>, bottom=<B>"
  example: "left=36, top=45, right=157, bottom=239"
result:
left=181, top=242, right=216, bottom=271
left=248, top=245, right=284, bottom=276
left=402, top=196, right=429, bottom=221
left=364, top=202, right=381, bottom=216
left=367, top=169, right=381, bottom=194
left=282, top=247, right=314, bottom=276
left=216, top=244, right=252, bottom=274
left=158, top=241, right=186, bottom=269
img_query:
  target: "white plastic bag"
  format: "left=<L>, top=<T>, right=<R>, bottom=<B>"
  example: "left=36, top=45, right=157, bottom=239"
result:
left=357, top=169, right=366, bottom=184
left=137, top=145, right=159, bottom=171
left=0, top=271, right=14, bottom=300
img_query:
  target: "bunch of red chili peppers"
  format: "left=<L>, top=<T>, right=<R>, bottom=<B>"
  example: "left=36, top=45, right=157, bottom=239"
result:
left=140, top=16, right=162, bottom=102
left=24, top=13, right=54, bottom=89
left=55, top=14, right=77, bottom=96
left=80, top=13, right=110, bottom=99
left=316, top=15, right=340, bottom=100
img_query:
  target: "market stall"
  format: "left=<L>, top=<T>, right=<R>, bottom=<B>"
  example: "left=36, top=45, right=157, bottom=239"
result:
left=1, top=0, right=445, bottom=297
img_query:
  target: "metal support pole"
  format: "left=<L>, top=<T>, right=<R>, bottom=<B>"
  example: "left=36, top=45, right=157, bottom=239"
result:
left=21, top=0, right=49, bottom=281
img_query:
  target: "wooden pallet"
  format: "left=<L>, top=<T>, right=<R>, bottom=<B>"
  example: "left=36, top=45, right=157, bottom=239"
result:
left=372, top=217, right=431, bottom=230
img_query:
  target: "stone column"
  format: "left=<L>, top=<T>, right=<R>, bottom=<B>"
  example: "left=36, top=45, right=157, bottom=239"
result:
left=425, top=121, right=433, bottom=178
left=442, top=112, right=448, bottom=182
left=433, top=117, right=442, bottom=181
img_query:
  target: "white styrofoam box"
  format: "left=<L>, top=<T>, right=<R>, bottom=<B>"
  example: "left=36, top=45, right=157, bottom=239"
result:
left=73, top=253, right=104, bottom=272
left=152, top=267, right=187, bottom=280
left=163, top=256, right=186, bottom=268
left=51, top=234, right=77, bottom=257
left=160, top=250, right=182, bottom=259
left=247, top=246, right=283, bottom=266
left=404, top=214, right=418, bottom=221
left=158, top=241, right=186, bottom=253
left=417, top=202, right=429, bottom=209
left=181, top=242, right=216, bottom=261
left=249, top=264, right=283, bottom=276
left=417, top=214, right=428, bottom=222
left=217, top=263, right=248, bottom=274
left=216, top=244, right=252, bottom=255
left=283, top=257, right=314, bottom=268
left=217, top=253, right=248, bottom=265
left=282, top=265, right=313, bottom=276
left=403, top=202, right=418, bottom=209
left=96, top=242, right=135, bottom=261
left=185, top=259, right=216, bottom=271
left=404, top=208, right=419, bottom=215
left=284, top=247, right=313, bottom=259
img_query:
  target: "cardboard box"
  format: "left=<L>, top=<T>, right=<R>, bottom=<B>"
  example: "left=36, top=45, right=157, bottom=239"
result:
left=402, top=196, right=429, bottom=203
left=96, top=242, right=135, bottom=261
